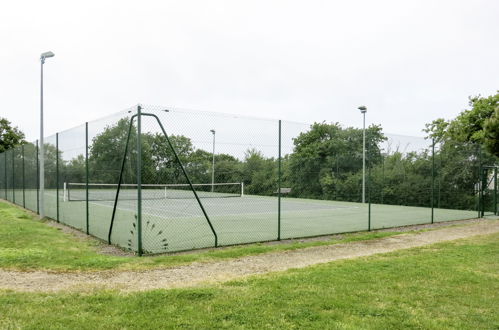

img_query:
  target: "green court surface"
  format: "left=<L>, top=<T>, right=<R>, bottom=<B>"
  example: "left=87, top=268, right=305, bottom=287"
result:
left=14, top=190, right=477, bottom=254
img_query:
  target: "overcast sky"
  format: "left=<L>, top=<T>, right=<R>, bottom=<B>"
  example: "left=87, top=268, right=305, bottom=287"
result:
left=1, top=0, right=498, bottom=142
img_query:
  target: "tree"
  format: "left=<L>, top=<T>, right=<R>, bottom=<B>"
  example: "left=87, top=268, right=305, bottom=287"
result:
left=286, top=122, right=385, bottom=200
left=0, top=117, right=25, bottom=152
left=242, top=149, right=276, bottom=195
left=483, top=106, right=499, bottom=157
left=425, top=92, right=499, bottom=144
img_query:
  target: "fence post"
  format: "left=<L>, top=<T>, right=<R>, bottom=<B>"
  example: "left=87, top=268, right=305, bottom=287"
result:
left=278, top=120, right=281, bottom=240
left=22, top=144, right=25, bottom=208
left=36, top=140, right=39, bottom=214
left=136, top=105, right=143, bottom=256
left=86, top=122, right=89, bottom=235
left=4, top=151, right=6, bottom=199
left=56, top=133, right=59, bottom=222
left=12, top=148, right=15, bottom=204
left=494, top=167, right=498, bottom=216
left=431, top=139, right=435, bottom=223
left=368, top=163, right=371, bottom=231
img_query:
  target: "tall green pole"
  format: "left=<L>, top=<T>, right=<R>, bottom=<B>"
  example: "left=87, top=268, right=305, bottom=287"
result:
left=368, top=164, right=371, bottom=231
left=22, top=144, right=25, bottom=208
left=431, top=139, right=435, bottom=224
left=277, top=120, right=281, bottom=241
left=56, top=133, right=59, bottom=222
left=36, top=140, right=39, bottom=214
left=4, top=150, right=6, bottom=199
left=12, top=148, right=15, bottom=204
left=494, top=167, right=497, bottom=216
left=85, top=122, right=89, bottom=235
left=478, top=146, right=482, bottom=218
left=136, top=105, right=143, bottom=256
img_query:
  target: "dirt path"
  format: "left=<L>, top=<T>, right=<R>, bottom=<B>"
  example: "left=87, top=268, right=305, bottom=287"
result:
left=1, top=221, right=498, bottom=293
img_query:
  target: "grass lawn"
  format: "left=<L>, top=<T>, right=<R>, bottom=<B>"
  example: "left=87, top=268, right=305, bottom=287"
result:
left=0, top=200, right=403, bottom=271
left=0, top=232, right=497, bottom=328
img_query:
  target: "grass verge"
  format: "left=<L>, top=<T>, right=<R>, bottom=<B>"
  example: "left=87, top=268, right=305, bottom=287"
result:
left=1, top=232, right=498, bottom=328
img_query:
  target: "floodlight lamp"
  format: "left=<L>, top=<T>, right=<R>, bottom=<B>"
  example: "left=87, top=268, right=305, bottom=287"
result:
left=210, top=129, right=216, bottom=134
left=40, top=51, right=55, bottom=59
left=358, top=105, right=367, bottom=113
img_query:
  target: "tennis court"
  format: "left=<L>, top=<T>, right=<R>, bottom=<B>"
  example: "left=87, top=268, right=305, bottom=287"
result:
left=48, top=188, right=478, bottom=253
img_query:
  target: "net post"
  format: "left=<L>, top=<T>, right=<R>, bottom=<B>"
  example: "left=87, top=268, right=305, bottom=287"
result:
left=36, top=140, right=39, bottom=214
left=22, top=144, right=25, bottom=208
left=56, top=133, right=59, bottom=222
left=63, top=182, right=67, bottom=202
left=85, top=122, right=89, bottom=235
left=431, top=138, right=435, bottom=224
left=136, top=105, right=143, bottom=256
left=241, top=182, right=244, bottom=197
left=277, top=120, right=281, bottom=241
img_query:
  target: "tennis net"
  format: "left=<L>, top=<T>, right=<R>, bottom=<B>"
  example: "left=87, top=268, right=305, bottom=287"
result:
left=64, top=182, right=244, bottom=201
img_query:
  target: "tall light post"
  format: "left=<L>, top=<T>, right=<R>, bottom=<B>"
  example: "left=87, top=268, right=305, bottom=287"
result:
left=40, top=51, right=55, bottom=218
left=358, top=105, right=367, bottom=203
left=210, top=129, right=216, bottom=192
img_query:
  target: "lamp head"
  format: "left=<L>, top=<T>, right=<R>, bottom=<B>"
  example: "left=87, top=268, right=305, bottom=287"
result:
left=40, top=51, right=55, bottom=60
left=358, top=105, right=367, bottom=114
left=210, top=129, right=215, bottom=134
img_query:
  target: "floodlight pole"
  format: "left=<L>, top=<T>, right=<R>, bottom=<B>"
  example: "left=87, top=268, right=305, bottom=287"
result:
left=358, top=106, right=367, bottom=204
left=210, top=129, right=216, bottom=192
left=39, top=51, right=55, bottom=218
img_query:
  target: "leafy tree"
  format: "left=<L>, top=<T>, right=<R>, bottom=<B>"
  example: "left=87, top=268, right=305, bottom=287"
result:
left=0, top=117, right=25, bottom=152
left=483, top=106, right=499, bottom=157
left=286, top=122, right=385, bottom=200
left=425, top=92, right=499, bottom=144
left=242, top=149, right=276, bottom=195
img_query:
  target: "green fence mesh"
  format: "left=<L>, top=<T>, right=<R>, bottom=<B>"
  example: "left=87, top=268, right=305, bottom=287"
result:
left=0, top=104, right=497, bottom=254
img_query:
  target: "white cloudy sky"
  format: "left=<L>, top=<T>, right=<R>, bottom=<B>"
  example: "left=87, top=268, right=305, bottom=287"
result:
left=0, top=0, right=498, bottom=142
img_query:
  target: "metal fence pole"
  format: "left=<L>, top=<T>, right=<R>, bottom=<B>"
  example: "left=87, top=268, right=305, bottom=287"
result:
left=4, top=149, right=7, bottom=200
left=494, top=167, right=498, bottom=216
left=136, top=105, right=143, bottom=256
left=278, top=120, right=281, bottom=241
left=12, top=148, right=15, bottom=204
left=36, top=140, right=39, bottom=214
left=431, top=139, right=435, bottom=224
left=368, top=163, right=371, bottom=231
left=22, top=144, right=25, bottom=208
left=478, top=146, right=482, bottom=218
left=56, top=133, right=59, bottom=222
left=86, top=122, right=89, bottom=235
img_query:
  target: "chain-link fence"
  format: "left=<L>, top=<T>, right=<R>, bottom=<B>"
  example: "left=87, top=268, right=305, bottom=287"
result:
left=0, top=104, right=497, bottom=254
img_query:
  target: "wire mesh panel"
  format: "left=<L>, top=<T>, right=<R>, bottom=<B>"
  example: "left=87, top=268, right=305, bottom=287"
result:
left=279, top=121, right=370, bottom=239
left=43, top=135, right=58, bottom=219
left=13, top=145, right=24, bottom=207
left=369, top=135, right=433, bottom=229
left=23, top=142, right=38, bottom=212
left=5, top=149, right=14, bottom=202
left=138, top=105, right=279, bottom=253
left=0, top=151, right=6, bottom=200
left=87, top=108, right=138, bottom=250
left=58, top=124, right=87, bottom=230
left=433, top=141, right=481, bottom=222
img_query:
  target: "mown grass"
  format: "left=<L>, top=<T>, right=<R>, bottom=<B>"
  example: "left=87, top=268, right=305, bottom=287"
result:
left=0, top=200, right=401, bottom=271
left=1, top=232, right=498, bottom=329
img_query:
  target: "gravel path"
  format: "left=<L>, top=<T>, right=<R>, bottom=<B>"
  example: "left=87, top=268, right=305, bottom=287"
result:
left=1, top=220, right=498, bottom=293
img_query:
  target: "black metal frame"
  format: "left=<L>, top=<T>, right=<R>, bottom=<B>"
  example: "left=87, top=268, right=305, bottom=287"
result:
left=107, top=109, right=218, bottom=255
